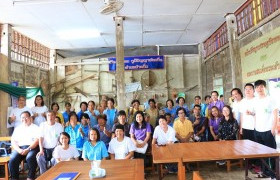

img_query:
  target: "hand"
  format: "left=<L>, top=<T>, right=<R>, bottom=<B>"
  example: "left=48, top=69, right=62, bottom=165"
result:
left=21, top=149, right=29, bottom=156
left=100, top=126, right=104, bottom=131
left=36, top=150, right=44, bottom=158
left=271, top=129, right=276, bottom=136
left=10, top=114, right=16, bottom=122
left=79, top=127, right=82, bottom=133
left=34, top=113, right=38, bottom=117
left=91, top=111, right=95, bottom=116
left=214, top=135, right=218, bottom=141
left=239, top=128, right=243, bottom=135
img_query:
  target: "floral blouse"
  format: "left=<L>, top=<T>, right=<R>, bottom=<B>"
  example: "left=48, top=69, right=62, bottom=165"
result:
left=217, top=119, right=238, bottom=140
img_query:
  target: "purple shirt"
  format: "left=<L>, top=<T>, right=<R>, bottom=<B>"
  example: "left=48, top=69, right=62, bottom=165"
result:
left=208, top=100, right=225, bottom=112
left=209, top=117, right=222, bottom=135
left=129, top=123, right=152, bottom=141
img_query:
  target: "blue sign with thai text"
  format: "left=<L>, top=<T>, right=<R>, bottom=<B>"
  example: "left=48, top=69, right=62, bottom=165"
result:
left=109, top=56, right=164, bottom=71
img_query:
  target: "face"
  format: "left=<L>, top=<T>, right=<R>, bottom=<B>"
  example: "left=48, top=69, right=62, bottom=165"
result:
left=81, top=117, right=88, bottom=125
left=193, top=107, right=201, bottom=115
left=55, top=117, right=60, bottom=123
left=81, top=104, right=87, bottom=111
left=101, top=100, right=107, bottom=107
left=244, top=86, right=254, bottom=98
left=136, top=113, right=143, bottom=123
left=222, top=107, right=230, bottom=117
left=133, top=102, right=140, bottom=109
left=179, top=98, right=185, bottom=105
left=194, top=98, right=201, bottom=105
left=178, top=110, right=185, bottom=118
left=52, top=104, right=59, bottom=112
left=166, top=115, right=171, bottom=124
left=115, top=129, right=124, bottom=139
left=166, top=101, right=173, bottom=108
left=65, top=104, right=71, bottom=111
left=159, top=118, right=167, bottom=128
left=60, top=134, right=69, bottom=145
left=211, top=92, right=218, bottom=101
left=145, top=116, right=150, bottom=122
left=231, top=90, right=242, bottom=101
left=98, top=118, right=106, bottom=126
left=107, top=100, right=114, bottom=108
left=35, top=96, right=43, bottom=106
left=46, top=112, right=55, bottom=124
left=89, top=130, right=98, bottom=142
left=149, top=101, right=155, bottom=108
left=69, top=115, right=77, bottom=126
left=88, top=102, right=95, bottom=110
left=255, top=85, right=266, bottom=96
left=118, top=115, right=126, bottom=124
left=21, top=112, right=31, bottom=126
left=205, top=97, right=211, bottom=104
left=18, top=97, right=26, bottom=107
left=211, top=108, right=219, bottom=117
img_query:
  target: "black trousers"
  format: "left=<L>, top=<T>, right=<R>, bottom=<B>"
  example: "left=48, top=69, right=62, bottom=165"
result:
left=242, top=128, right=255, bottom=142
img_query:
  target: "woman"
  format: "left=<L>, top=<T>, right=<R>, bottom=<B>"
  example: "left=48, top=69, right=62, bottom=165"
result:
left=175, top=97, right=190, bottom=118
left=108, top=124, right=136, bottom=160
left=209, top=106, right=222, bottom=141
left=51, top=102, right=64, bottom=125
left=103, top=98, right=118, bottom=129
left=130, top=111, right=151, bottom=161
left=145, top=99, right=159, bottom=128
left=218, top=105, right=238, bottom=140
left=208, top=91, right=225, bottom=113
left=152, top=115, right=176, bottom=145
left=128, top=99, right=143, bottom=124
left=82, top=128, right=108, bottom=161
left=85, top=100, right=100, bottom=128
left=52, top=132, right=80, bottom=163
left=98, top=99, right=107, bottom=114
left=80, top=113, right=90, bottom=141
left=93, top=114, right=111, bottom=148
left=31, top=95, right=48, bottom=126
left=163, top=99, right=176, bottom=120
left=64, top=112, right=85, bottom=157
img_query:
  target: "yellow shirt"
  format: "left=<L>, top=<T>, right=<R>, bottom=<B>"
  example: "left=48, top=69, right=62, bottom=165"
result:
left=145, top=108, right=159, bottom=128
left=173, top=118, right=193, bottom=138
left=56, top=112, right=64, bottom=125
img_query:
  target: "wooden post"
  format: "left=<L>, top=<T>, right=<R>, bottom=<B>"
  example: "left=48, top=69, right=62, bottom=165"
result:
left=114, top=16, right=126, bottom=110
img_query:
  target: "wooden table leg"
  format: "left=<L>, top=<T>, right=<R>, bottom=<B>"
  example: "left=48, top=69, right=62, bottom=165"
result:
left=177, top=158, right=185, bottom=180
left=275, top=156, right=279, bottom=180
left=245, top=159, right=248, bottom=177
left=4, top=162, right=8, bottom=180
left=158, top=164, right=162, bottom=180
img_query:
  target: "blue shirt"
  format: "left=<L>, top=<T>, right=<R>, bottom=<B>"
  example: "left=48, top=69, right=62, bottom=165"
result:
left=77, top=110, right=86, bottom=122
left=93, top=124, right=111, bottom=148
left=82, top=141, right=108, bottom=160
left=103, top=108, right=117, bottom=129
left=65, top=124, right=85, bottom=150
left=81, top=125, right=90, bottom=141
left=190, top=103, right=207, bottom=117
left=163, top=107, right=176, bottom=118
left=62, top=111, right=70, bottom=123
left=175, top=105, right=190, bottom=118
left=85, top=110, right=100, bottom=128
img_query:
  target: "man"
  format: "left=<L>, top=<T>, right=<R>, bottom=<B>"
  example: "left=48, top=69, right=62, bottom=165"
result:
left=36, top=111, right=63, bottom=175
left=190, top=96, right=207, bottom=117
left=111, top=110, right=130, bottom=138
left=189, top=105, right=207, bottom=142
left=231, top=88, right=243, bottom=125
left=252, top=80, right=278, bottom=178
left=173, top=107, right=194, bottom=143
left=8, top=96, right=33, bottom=135
left=9, top=111, right=39, bottom=180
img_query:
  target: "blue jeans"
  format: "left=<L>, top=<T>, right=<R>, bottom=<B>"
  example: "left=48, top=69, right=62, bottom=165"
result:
left=9, top=146, right=39, bottom=179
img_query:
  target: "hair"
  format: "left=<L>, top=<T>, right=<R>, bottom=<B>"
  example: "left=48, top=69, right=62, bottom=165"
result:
left=194, top=96, right=201, bottom=100
left=231, top=88, right=243, bottom=98
left=164, top=113, right=171, bottom=117
left=107, top=98, right=115, bottom=105
left=176, top=107, right=187, bottom=116
left=166, top=99, right=174, bottom=107
left=21, top=111, right=31, bottom=117
left=244, top=83, right=254, bottom=90
left=117, top=110, right=126, bottom=117
left=211, top=91, right=219, bottom=96
left=131, top=99, right=140, bottom=105
left=65, top=102, right=71, bottom=107
left=158, top=115, right=167, bottom=121
left=209, top=106, right=221, bottom=120
left=204, top=95, right=211, bottom=101
left=81, top=113, right=89, bottom=119
left=55, top=116, right=61, bottom=124
left=18, top=95, right=26, bottom=100
left=219, top=95, right=223, bottom=98
left=148, top=98, right=156, bottom=104
left=254, top=79, right=266, bottom=87
left=133, top=111, right=147, bottom=129
left=115, top=124, right=124, bottom=131
left=59, top=132, right=70, bottom=145
left=51, top=102, right=60, bottom=110
left=34, top=95, right=44, bottom=106
left=89, top=128, right=100, bottom=142
left=46, top=110, right=55, bottom=115
left=97, top=114, right=107, bottom=121
left=69, top=112, right=78, bottom=121
left=176, top=97, right=185, bottom=104
left=88, top=100, right=95, bottom=107
left=193, top=104, right=201, bottom=110
left=80, top=101, right=88, bottom=108
left=221, top=105, right=235, bottom=123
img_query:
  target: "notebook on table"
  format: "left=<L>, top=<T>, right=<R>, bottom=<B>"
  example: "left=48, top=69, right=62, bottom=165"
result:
left=53, top=172, right=80, bottom=180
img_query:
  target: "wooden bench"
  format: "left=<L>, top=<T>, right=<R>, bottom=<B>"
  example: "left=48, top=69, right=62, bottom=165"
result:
left=0, top=137, right=11, bottom=180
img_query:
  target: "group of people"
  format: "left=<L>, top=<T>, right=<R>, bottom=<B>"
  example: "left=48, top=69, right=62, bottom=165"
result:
left=6, top=79, right=279, bottom=179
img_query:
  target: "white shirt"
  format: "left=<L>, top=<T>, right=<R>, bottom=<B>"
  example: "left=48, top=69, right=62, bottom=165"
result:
left=108, top=136, right=136, bottom=159
left=12, top=123, right=39, bottom=146
left=9, top=106, right=33, bottom=128
left=52, top=145, right=80, bottom=162
left=31, top=106, right=48, bottom=126
left=232, top=100, right=242, bottom=125
left=153, top=125, right=177, bottom=145
left=253, top=96, right=278, bottom=132
left=240, top=98, right=255, bottom=130
left=39, top=122, right=63, bottom=149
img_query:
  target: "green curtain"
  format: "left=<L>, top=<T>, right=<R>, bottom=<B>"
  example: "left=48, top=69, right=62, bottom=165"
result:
left=0, top=82, right=44, bottom=99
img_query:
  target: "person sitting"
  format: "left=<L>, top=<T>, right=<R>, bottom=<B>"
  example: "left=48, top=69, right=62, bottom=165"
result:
left=111, top=110, right=130, bottom=138
left=103, top=98, right=118, bottom=129
left=80, top=113, right=90, bottom=141
left=108, top=124, right=136, bottom=160
left=82, top=128, right=108, bottom=161
left=51, top=102, right=64, bottom=125
left=62, top=102, right=72, bottom=124
left=77, top=101, right=88, bottom=122
left=145, top=99, right=159, bottom=128
left=93, top=114, right=111, bottom=148
left=9, top=111, right=40, bottom=180
left=36, top=110, right=63, bottom=175
left=165, top=113, right=174, bottom=127
left=85, top=100, right=100, bottom=128
left=209, top=106, right=222, bottom=141
left=152, top=115, right=176, bottom=145
left=52, top=132, right=80, bottom=163
left=173, top=107, right=194, bottom=143
left=189, top=105, right=208, bottom=142
left=218, top=105, right=238, bottom=140
left=31, top=95, right=48, bottom=126
left=128, top=99, right=144, bottom=124
left=175, top=97, right=190, bottom=118
left=163, top=99, right=176, bottom=120
left=190, top=96, right=207, bottom=117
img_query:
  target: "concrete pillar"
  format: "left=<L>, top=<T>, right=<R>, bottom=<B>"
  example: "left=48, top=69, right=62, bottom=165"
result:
left=0, top=24, right=12, bottom=136
left=198, top=44, right=203, bottom=98
left=49, top=49, right=56, bottom=106
left=114, top=16, right=126, bottom=110
left=225, top=13, right=242, bottom=89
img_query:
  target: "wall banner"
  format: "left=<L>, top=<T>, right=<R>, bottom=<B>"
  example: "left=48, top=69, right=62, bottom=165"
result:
left=240, top=27, right=280, bottom=83
left=109, top=56, right=164, bottom=71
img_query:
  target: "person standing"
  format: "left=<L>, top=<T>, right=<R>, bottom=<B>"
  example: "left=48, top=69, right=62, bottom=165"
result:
left=31, top=95, right=48, bottom=126
left=231, top=88, right=243, bottom=125
left=208, top=91, right=225, bottom=113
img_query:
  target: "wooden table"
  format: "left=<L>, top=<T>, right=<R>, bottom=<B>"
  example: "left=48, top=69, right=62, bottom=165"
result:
left=36, top=159, right=144, bottom=180
left=152, top=140, right=280, bottom=180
